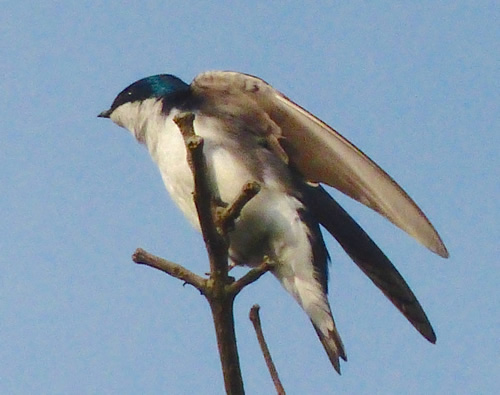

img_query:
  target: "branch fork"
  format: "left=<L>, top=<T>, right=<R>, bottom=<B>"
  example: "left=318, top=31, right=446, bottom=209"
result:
left=130, top=112, right=280, bottom=394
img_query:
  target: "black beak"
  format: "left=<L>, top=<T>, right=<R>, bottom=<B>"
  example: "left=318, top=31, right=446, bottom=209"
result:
left=98, top=109, right=112, bottom=118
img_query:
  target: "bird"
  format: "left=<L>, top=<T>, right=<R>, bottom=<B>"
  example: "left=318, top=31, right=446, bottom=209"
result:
left=98, top=71, right=448, bottom=373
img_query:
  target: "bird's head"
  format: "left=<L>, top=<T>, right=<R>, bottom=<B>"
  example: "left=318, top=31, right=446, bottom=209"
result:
left=98, top=74, right=190, bottom=140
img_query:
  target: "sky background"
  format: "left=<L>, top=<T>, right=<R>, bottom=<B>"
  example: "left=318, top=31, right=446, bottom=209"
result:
left=1, top=1, right=498, bottom=394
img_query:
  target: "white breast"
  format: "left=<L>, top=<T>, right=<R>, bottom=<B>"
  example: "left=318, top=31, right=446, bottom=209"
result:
left=144, top=109, right=258, bottom=229
left=140, top=109, right=311, bottom=266
left=113, top=101, right=334, bottom=338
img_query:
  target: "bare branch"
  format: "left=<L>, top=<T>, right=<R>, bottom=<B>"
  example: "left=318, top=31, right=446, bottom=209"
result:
left=133, top=113, right=272, bottom=394
left=228, top=259, right=273, bottom=297
left=174, top=112, right=196, bottom=139
left=217, top=181, right=261, bottom=234
left=173, top=112, right=245, bottom=394
left=249, top=305, right=286, bottom=395
left=132, top=248, right=206, bottom=291
left=174, top=113, right=230, bottom=281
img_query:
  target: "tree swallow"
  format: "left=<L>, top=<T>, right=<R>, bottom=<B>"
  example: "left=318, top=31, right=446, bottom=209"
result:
left=99, top=71, right=448, bottom=373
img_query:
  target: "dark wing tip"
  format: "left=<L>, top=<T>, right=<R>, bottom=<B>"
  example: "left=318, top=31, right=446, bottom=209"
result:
left=304, top=185, right=439, bottom=344
left=419, top=323, right=437, bottom=344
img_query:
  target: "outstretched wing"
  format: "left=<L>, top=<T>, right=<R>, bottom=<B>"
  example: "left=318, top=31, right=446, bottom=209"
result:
left=192, top=71, right=448, bottom=258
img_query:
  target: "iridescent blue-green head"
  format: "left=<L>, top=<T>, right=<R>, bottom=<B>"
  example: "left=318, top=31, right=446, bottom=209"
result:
left=98, top=74, right=192, bottom=142
left=98, top=74, right=190, bottom=119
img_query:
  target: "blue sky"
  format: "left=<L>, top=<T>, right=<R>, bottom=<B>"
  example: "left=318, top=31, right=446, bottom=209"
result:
left=1, top=1, right=498, bottom=394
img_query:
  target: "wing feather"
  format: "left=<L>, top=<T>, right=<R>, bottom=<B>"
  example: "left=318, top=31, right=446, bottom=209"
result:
left=192, top=71, right=448, bottom=258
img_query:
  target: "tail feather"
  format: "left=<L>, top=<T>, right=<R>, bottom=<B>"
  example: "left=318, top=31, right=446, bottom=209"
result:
left=274, top=265, right=347, bottom=373
left=304, top=184, right=436, bottom=343
left=312, top=321, right=347, bottom=374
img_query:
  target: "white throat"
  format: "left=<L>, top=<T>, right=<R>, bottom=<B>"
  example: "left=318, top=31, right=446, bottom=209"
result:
left=110, top=98, right=165, bottom=144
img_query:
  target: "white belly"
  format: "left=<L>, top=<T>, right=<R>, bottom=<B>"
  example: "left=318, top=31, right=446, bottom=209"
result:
left=141, top=109, right=334, bottom=338
left=146, top=111, right=255, bottom=227
left=109, top=96, right=335, bottom=341
left=144, top=110, right=312, bottom=267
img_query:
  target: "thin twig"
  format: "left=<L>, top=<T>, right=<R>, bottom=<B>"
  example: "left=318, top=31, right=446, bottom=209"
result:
left=227, top=259, right=273, bottom=297
left=217, top=181, right=261, bottom=234
left=249, top=305, right=286, bottom=395
left=132, top=248, right=206, bottom=291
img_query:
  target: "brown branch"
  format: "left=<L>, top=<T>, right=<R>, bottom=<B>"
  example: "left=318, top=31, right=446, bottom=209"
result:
left=129, top=113, right=271, bottom=394
left=217, top=181, right=261, bottom=234
left=227, top=258, right=273, bottom=297
left=249, top=305, right=285, bottom=395
left=249, top=304, right=286, bottom=395
left=174, top=114, right=230, bottom=282
left=132, top=248, right=206, bottom=291
left=173, top=112, right=244, bottom=394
